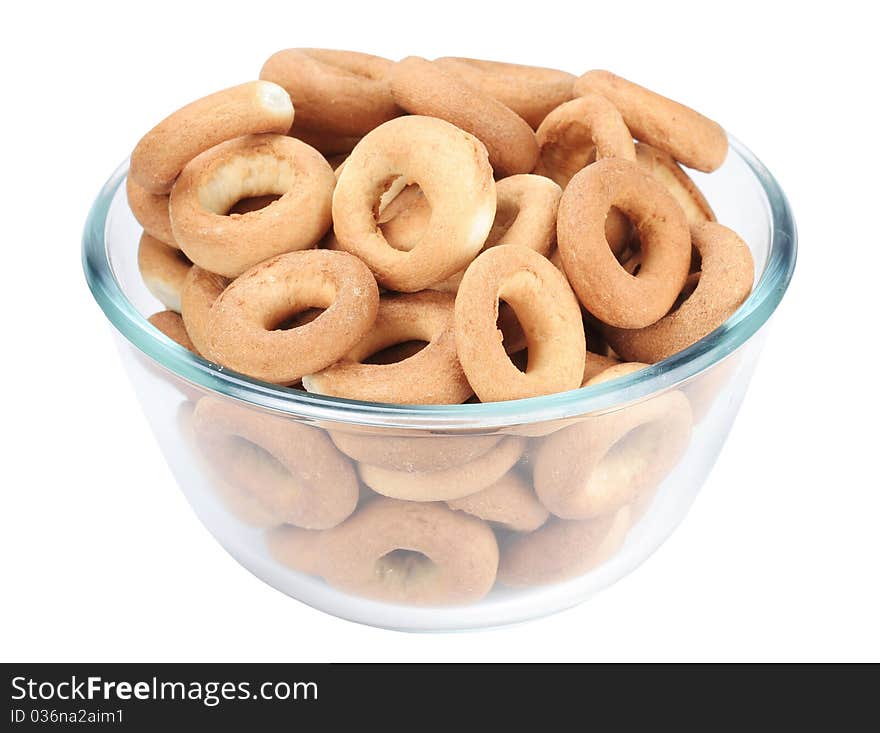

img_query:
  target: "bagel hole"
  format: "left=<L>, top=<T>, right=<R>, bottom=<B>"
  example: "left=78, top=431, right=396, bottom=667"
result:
left=362, top=340, right=428, bottom=365
left=227, top=194, right=282, bottom=215
left=199, top=154, right=294, bottom=214
left=509, top=347, right=529, bottom=374
left=376, top=549, right=437, bottom=581
left=484, top=198, right=521, bottom=248
left=667, top=273, right=701, bottom=315
left=377, top=182, right=431, bottom=253
left=608, top=208, right=638, bottom=262
left=541, top=140, right=597, bottom=188
left=584, top=319, right=612, bottom=357
left=497, top=300, right=528, bottom=372
left=272, top=307, right=326, bottom=331
left=173, top=248, right=193, bottom=267
left=376, top=177, right=412, bottom=219
left=620, top=251, right=641, bottom=276
left=621, top=240, right=700, bottom=281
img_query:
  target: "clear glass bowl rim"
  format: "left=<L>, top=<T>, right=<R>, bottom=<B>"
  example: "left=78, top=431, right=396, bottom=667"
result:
left=82, top=136, right=797, bottom=430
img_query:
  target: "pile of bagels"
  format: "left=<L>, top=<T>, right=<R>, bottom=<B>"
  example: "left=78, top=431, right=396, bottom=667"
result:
left=132, top=49, right=755, bottom=405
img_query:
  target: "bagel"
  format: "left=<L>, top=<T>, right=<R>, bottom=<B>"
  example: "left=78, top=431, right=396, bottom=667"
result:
left=534, top=366, right=693, bottom=520
left=126, top=176, right=176, bottom=246
left=192, top=397, right=359, bottom=529
left=170, top=134, right=335, bottom=277
left=434, top=56, right=575, bottom=129
left=206, top=250, right=379, bottom=385
left=455, top=245, right=586, bottom=401
left=634, top=142, right=715, bottom=226
left=177, top=401, right=279, bottom=528
left=130, top=81, right=294, bottom=194
left=497, top=507, right=631, bottom=587
left=447, top=470, right=549, bottom=532
left=535, top=93, right=636, bottom=188
left=332, top=115, right=496, bottom=291
left=267, top=497, right=499, bottom=605
left=390, top=56, right=539, bottom=176
left=557, top=158, right=691, bottom=329
left=179, top=266, right=229, bottom=358
left=147, top=311, right=196, bottom=352
left=329, top=430, right=503, bottom=473
left=260, top=48, right=400, bottom=137
left=370, top=173, right=560, bottom=293
left=303, top=291, right=472, bottom=404
left=573, top=70, right=727, bottom=172
left=137, top=232, right=191, bottom=312
left=603, top=222, right=755, bottom=362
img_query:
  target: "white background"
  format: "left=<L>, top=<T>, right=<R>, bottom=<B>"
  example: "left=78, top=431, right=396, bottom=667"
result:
left=1, top=0, right=877, bottom=661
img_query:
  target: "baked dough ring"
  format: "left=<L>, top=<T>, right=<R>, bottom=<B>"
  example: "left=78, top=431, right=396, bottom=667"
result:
left=260, top=48, right=400, bottom=137
left=267, top=497, right=499, bottom=605
left=618, top=248, right=702, bottom=300
left=179, top=266, right=229, bottom=357
left=334, top=223, right=531, bottom=355
left=425, top=173, right=563, bottom=294
left=433, top=57, right=575, bottom=130
left=551, top=214, right=635, bottom=263
left=497, top=507, right=631, bottom=587
left=447, top=470, right=549, bottom=532
left=321, top=186, right=434, bottom=265
left=170, top=134, right=335, bottom=278
left=535, top=93, right=636, bottom=188
left=147, top=311, right=196, bottom=352
left=390, top=56, right=539, bottom=177
left=126, top=177, right=176, bottom=246
left=557, top=158, right=691, bottom=329
left=603, top=222, right=755, bottom=362
left=206, top=250, right=379, bottom=385
left=130, top=81, right=295, bottom=194
left=358, top=436, right=526, bottom=502
left=635, top=143, right=715, bottom=226
left=192, top=397, right=358, bottom=529
left=455, top=245, right=586, bottom=402
left=374, top=174, right=560, bottom=294
left=383, top=174, right=560, bottom=255
left=137, top=233, right=191, bottom=312
left=302, top=291, right=472, bottom=404
left=177, top=401, right=279, bottom=528
left=226, top=194, right=281, bottom=214
left=377, top=186, right=431, bottom=253
left=573, top=70, right=727, bottom=172
left=329, top=430, right=503, bottom=473
left=534, top=366, right=692, bottom=519
left=332, top=116, right=496, bottom=291
left=483, top=174, right=561, bottom=253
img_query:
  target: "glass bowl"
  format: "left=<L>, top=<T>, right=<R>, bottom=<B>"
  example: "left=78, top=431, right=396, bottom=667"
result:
left=83, top=136, right=796, bottom=631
